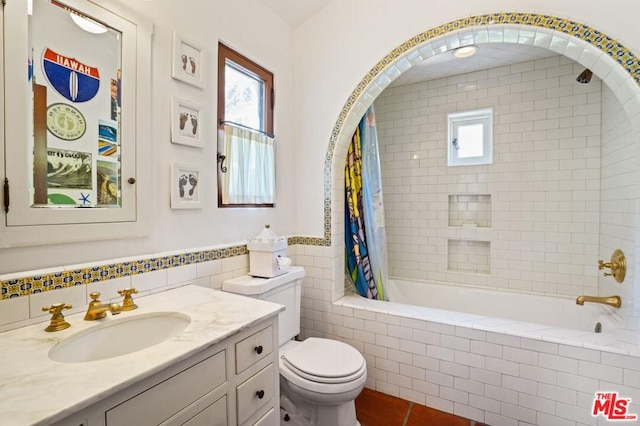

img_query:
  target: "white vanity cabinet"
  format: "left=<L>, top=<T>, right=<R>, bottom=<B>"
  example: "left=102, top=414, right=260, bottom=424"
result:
left=52, top=318, right=279, bottom=426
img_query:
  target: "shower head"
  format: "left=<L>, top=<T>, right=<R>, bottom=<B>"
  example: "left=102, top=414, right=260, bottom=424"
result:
left=576, top=68, right=593, bottom=84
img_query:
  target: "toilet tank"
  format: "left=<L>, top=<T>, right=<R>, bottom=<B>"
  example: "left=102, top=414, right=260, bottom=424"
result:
left=222, top=266, right=305, bottom=347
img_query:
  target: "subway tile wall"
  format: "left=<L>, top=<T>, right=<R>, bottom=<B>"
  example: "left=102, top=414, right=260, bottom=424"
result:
left=599, top=83, right=637, bottom=331
left=374, top=55, right=603, bottom=297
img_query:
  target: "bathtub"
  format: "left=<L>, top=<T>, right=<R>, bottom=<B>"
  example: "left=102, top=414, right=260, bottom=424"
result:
left=384, top=278, right=617, bottom=334
left=329, top=279, right=639, bottom=424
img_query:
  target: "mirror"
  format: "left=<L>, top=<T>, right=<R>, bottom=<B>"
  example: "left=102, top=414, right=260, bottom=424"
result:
left=1, top=0, right=152, bottom=246
left=30, top=0, right=122, bottom=208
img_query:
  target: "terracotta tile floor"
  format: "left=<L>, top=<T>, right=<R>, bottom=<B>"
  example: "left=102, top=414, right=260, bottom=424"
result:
left=355, top=388, right=488, bottom=426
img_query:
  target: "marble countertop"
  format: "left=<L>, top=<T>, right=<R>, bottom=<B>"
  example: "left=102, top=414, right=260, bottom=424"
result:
left=0, top=285, right=284, bottom=426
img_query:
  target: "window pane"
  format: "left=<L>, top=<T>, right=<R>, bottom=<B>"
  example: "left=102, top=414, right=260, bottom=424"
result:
left=224, top=62, right=264, bottom=130
left=456, top=123, right=484, bottom=158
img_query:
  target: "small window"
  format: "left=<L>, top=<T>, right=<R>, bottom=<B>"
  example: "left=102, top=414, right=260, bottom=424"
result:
left=217, top=43, right=274, bottom=207
left=447, top=108, right=493, bottom=166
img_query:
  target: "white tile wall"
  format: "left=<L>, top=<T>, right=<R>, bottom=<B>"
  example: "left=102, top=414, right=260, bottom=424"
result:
left=448, top=194, right=491, bottom=227
left=374, top=55, right=602, bottom=297
left=599, top=84, right=636, bottom=325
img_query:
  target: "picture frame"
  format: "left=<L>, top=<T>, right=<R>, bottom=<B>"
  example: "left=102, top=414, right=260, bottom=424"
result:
left=170, top=97, right=203, bottom=148
left=171, top=162, right=202, bottom=209
left=171, top=32, right=204, bottom=89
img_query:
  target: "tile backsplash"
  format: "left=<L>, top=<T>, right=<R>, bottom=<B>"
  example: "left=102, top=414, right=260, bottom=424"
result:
left=0, top=242, right=299, bottom=332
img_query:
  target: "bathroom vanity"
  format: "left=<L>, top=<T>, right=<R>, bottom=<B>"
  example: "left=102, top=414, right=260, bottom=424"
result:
left=0, top=286, right=282, bottom=426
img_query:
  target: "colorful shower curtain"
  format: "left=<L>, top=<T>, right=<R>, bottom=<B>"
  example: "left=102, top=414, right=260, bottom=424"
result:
left=345, top=106, right=389, bottom=300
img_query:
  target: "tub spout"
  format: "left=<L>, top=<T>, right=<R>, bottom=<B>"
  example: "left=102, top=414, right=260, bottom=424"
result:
left=575, top=295, right=621, bottom=308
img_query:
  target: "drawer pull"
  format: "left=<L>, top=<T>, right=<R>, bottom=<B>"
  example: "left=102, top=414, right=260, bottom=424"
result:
left=256, top=390, right=265, bottom=399
left=254, top=345, right=264, bottom=354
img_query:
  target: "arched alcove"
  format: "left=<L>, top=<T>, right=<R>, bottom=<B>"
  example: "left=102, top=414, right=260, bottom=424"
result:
left=324, top=13, right=640, bottom=326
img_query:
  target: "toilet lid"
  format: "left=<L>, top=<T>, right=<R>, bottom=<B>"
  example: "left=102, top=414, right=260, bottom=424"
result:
left=282, top=338, right=365, bottom=383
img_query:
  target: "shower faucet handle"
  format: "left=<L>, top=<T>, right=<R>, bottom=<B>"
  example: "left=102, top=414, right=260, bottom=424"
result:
left=597, top=249, right=626, bottom=283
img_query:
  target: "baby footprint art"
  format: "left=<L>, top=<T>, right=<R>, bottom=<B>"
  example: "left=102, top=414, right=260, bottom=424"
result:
left=179, top=112, right=189, bottom=130
left=188, top=174, right=198, bottom=196
left=178, top=174, right=188, bottom=198
left=190, top=115, right=198, bottom=135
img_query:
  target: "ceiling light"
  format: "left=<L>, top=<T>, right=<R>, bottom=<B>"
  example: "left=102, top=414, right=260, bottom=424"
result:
left=70, top=13, right=108, bottom=34
left=453, top=46, right=478, bottom=58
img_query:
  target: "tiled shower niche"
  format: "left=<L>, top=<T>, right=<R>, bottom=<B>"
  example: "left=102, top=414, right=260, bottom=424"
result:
left=447, top=194, right=491, bottom=228
left=447, top=240, right=490, bottom=275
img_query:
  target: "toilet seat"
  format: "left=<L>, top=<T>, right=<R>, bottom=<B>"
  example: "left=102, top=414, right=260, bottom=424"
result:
left=283, top=338, right=365, bottom=384
left=280, top=338, right=366, bottom=394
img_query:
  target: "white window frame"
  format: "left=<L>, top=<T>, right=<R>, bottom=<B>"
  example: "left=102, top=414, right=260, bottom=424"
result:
left=447, top=108, right=493, bottom=167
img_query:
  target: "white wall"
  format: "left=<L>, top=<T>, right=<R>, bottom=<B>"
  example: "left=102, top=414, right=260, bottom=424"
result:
left=0, top=0, right=296, bottom=274
left=375, top=56, right=603, bottom=297
left=293, top=0, right=640, bottom=238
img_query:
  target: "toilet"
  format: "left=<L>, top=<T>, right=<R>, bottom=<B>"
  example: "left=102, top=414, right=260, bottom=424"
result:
left=223, top=266, right=366, bottom=426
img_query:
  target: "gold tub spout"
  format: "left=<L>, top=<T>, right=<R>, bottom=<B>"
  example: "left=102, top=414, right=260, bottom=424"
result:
left=575, top=295, right=621, bottom=308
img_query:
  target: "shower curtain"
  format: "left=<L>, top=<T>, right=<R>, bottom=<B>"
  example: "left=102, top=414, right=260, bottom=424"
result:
left=345, top=106, right=389, bottom=300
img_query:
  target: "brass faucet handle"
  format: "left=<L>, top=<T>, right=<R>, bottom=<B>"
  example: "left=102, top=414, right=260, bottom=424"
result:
left=118, top=288, right=139, bottom=311
left=89, top=291, right=102, bottom=302
left=41, top=303, right=72, bottom=332
left=598, top=249, right=626, bottom=283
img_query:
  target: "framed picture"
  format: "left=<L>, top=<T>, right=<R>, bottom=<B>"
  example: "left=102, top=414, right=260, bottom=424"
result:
left=171, top=32, right=204, bottom=88
left=171, top=97, right=203, bottom=148
left=171, top=162, right=201, bottom=209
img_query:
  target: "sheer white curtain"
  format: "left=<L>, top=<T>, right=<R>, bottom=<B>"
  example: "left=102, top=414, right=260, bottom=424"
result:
left=221, top=124, right=275, bottom=205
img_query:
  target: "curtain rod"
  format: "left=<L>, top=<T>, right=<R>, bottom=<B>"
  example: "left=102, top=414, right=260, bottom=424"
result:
left=219, top=120, right=274, bottom=138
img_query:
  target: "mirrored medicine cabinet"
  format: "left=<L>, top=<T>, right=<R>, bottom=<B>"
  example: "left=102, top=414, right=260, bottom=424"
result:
left=1, top=0, right=153, bottom=247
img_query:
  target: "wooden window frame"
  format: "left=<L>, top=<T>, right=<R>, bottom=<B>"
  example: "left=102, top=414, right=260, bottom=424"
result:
left=217, top=43, right=274, bottom=208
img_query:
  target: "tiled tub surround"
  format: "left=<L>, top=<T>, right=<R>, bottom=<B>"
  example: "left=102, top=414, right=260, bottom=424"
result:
left=375, top=55, right=604, bottom=297
left=327, top=295, right=640, bottom=426
left=313, top=13, right=640, bottom=426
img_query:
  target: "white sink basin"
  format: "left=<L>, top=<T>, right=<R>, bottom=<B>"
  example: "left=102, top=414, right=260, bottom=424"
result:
left=49, top=312, right=191, bottom=363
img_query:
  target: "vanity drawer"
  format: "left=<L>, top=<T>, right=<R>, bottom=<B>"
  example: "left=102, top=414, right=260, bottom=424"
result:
left=106, top=349, right=226, bottom=425
left=235, top=325, right=273, bottom=374
left=252, top=408, right=276, bottom=426
left=181, top=395, right=227, bottom=426
left=236, top=364, right=274, bottom=425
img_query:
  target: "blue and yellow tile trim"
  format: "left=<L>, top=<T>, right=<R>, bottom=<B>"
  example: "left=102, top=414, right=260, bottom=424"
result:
left=323, top=12, right=640, bottom=248
left=1, top=244, right=249, bottom=300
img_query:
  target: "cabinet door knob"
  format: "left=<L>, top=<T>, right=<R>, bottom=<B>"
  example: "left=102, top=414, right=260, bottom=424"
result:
left=256, top=390, right=265, bottom=399
left=254, top=345, right=263, bottom=354
left=127, top=177, right=136, bottom=184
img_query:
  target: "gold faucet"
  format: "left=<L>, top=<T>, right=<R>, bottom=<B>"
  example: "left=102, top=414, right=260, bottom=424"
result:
left=118, top=287, right=138, bottom=311
left=42, top=303, right=72, bottom=332
left=576, top=295, right=621, bottom=308
left=84, top=292, right=121, bottom=320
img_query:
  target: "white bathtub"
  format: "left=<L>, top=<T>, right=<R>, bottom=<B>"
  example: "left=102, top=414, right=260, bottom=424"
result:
left=384, top=278, right=617, bottom=334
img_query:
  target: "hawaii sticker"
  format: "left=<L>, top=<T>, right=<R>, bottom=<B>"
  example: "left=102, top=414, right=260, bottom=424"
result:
left=46, top=103, right=86, bottom=141
left=42, top=48, right=100, bottom=103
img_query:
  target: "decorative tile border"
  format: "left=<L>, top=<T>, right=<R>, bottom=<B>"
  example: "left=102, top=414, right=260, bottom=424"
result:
left=1, top=244, right=249, bottom=299
left=323, top=12, right=640, bottom=250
